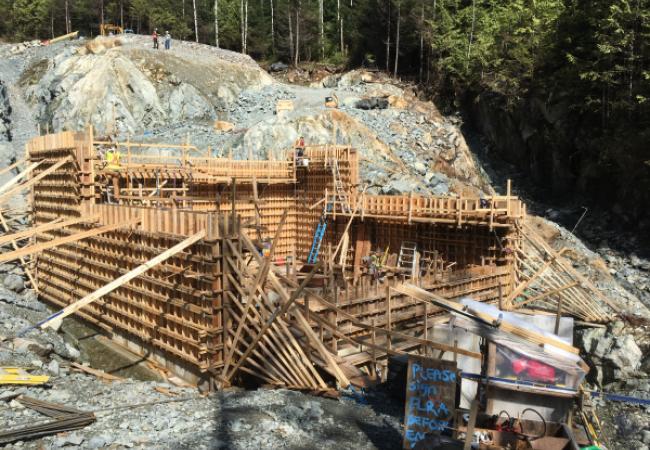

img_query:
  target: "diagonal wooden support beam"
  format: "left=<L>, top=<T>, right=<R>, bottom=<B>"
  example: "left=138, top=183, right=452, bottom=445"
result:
left=0, top=212, right=37, bottom=290
left=0, top=158, right=27, bottom=179
left=0, top=219, right=139, bottom=264
left=0, top=157, right=72, bottom=205
left=0, top=160, right=42, bottom=196
left=237, top=233, right=482, bottom=360
left=396, top=283, right=579, bottom=355
left=0, top=159, right=26, bottom=176
left=506, top=248, right=566, bottom=305
left=291, top=308, right=351, bottom=387
left=221, top=210, right=288, bottom=378
left=223, top=259, right=323, bottom=383
left=35, top=230, right=205, bottom=331
left=0, top=215, right=100, bottom=247
left=513, top=281, right=580, bottom=309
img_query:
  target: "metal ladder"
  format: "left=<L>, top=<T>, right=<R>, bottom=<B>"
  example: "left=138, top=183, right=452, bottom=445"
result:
left=330, top=159, right=351, bottom=213
left=397, top=241, right=418, bottom=276
left=307, top=216, right=328, bottom=264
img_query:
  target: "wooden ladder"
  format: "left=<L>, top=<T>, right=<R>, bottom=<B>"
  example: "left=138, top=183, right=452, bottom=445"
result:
left=330, top=158, right=351, bottom=213
left=397, top=241, right=418, bottom=277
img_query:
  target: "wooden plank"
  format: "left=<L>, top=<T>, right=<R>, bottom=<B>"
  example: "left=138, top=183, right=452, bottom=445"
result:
left=221, top=210, right=288, bottom=377
left=514, top=281, right=579, bottom=309
left=0, top=212, right=37, bottom=290
left=394, top=283, right=579, bottom=355
left=37, top=229, right=205, bottom=330
left=223, top=259, right=323, bottom=382
left=505, top=249, right=565, bottom=304
left=0, top=219, right=139, bottom=264
left=236, top=235, right=482, bottom=360
left=0, top=215, right=100, bottom=246
left=0, top=161, right=42, bottom=196
left=0, top=158, right=26, bottom=178
left=0, top=157, right=72, bottom=205
left=292, top=308, right=351, bottom=387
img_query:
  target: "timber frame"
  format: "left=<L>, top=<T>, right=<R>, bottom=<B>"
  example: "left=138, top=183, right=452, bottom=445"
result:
left=13, top=127, right=615, bottom=389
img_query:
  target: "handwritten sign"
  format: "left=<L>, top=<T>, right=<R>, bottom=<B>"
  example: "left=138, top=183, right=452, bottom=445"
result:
left=403, top=357, right=457, bottom=449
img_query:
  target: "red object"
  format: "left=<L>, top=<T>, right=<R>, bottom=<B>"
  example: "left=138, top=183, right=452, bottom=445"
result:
left=512, top=358, right=528, bottom=374
left=526, top=360, right=556, bottom=383
left=511, top=357, right=556, bottom=382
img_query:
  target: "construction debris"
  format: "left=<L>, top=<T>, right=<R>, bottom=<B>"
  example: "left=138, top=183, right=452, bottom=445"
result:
left=0, top=367, right=49, bottom=385
left=0, top=396, right=95, bottom=445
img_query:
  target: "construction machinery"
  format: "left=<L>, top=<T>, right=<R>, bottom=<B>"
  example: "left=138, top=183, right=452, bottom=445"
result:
left=100, top=24, right=123, bottom=36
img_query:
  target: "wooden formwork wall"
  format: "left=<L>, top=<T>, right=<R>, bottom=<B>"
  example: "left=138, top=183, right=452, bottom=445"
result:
left=27, top=132, right=235, bottom=382
left=185, top=183, right=298, bottom=258
left=332, top=219, right=514, bottom=270
left=295, top=148, right=357, bottom=260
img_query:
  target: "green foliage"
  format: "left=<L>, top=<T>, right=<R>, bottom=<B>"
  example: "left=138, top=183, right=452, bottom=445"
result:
left=11, top=0, right=53, bottom=40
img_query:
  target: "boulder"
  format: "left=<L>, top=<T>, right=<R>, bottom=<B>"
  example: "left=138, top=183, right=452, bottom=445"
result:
left=388, top=95, right=409, bottom=109
left=166, top=83, right=214, bottom=121
left=269, top=61, right=289, bottom=72
left=47, top=359, right=60, bottom=375
left=12, top=338, right=52, bottom=357
left=355, top=97, right=389, bottom=110
left=3, top=273, right=25, bottom=292
left=579, top=327, right=608, bottom=357
left=413, top=161, right=427, bottom=174
left=642, top=430, right=650, bottom=444
left=605, top=335, right=643, bottom=372
left=26, top=38, right=271, bottom=134
left=214, top=120, right=235, bottom=132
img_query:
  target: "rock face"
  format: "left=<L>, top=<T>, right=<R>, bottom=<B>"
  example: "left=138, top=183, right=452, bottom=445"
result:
left=0, top=80, right=10, bottom=141
left=468, top=90, right=650, bottom=238
left=578, top=321, right=648, bottom=388
left=24, top=36, right=273, bottom=135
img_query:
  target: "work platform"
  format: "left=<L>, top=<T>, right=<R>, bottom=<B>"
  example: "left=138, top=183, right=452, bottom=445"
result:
left=12, top=128, right=612, bottom=389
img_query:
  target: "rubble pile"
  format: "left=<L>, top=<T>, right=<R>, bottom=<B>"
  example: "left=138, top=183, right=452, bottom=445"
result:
left=0, top=40, right=43, bottom=58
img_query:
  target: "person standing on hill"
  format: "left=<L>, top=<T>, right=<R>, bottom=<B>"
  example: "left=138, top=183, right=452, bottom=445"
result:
left=164, top=31, right=171, bottom=50
left=152, top=29, right=159, bottom=49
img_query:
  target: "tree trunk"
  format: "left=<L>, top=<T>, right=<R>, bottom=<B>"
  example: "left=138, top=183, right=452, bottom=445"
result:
left=319, top=0, right=324, bottom=59
left=419, top=2, right=424, bottom=82
left=183, top=0, right=185, bottom=19
left=240, top=0, right=249, bottom=53
left=120, top=0, right=124, bottom=29
left=270, top=0, right=275, bottom=52
left=288, top=3, right=294, bottom=59
left=193, top=0, right=199, bottom=42
left=393, top=0, right=400, bottom=77
left=337, top=0, right=341, bottom=51
left=65, top=0, right=70, bottom=34
left=214, top=0, right=220, bottom=47
left=100, top=0, right=104, bottom=26
left=244, top=0, right=249, bottom=53
left=240, top=0, right=245, bottom=51
left=385, top=0, right=390, bottom=72
left=294, top=2, right=300, bottom=66
left=466, top=0, right=476, bottom=69
left=340, top=17, right=344, bottom=54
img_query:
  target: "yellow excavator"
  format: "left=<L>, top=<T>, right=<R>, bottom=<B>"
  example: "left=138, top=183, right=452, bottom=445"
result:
left=100, top=23, right=123, bottom=36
